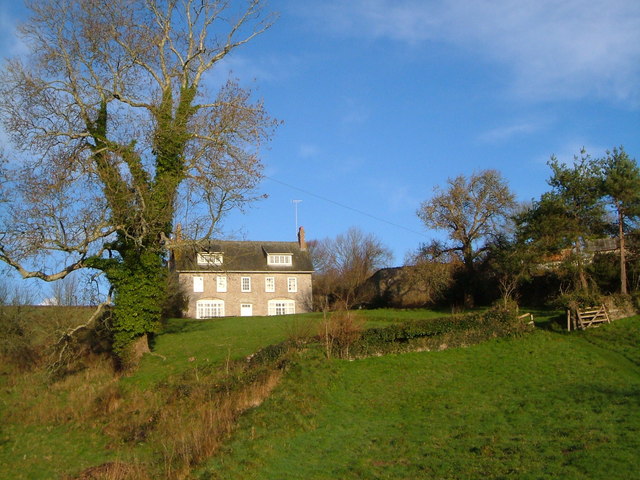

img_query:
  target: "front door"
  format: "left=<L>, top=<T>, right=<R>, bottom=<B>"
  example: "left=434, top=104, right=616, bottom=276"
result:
left=240, top=304, right=253, bottom=317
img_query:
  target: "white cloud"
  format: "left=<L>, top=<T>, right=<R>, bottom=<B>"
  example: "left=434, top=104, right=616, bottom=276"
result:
left=201, top=51, right=302, bottom=94
left=367, top=178, right=420, bottom=213
left=533, top=140, right=608, bottom=166
left=40, top=297, right=59, bottom=306
left=478, top=120, right=544, bottom=143
left=298, top=143, right=320, bottom=158
left=302, top=0, right=640, bottom=105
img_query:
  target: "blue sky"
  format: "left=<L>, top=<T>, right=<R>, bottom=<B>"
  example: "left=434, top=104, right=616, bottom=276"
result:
left=1, top=0, right=640, bottom=270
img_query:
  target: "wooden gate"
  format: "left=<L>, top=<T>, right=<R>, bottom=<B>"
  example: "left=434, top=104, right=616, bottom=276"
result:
left=566, top=305, right=611, bottom=331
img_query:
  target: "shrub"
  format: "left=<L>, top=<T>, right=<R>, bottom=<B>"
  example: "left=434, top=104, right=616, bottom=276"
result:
left=632, top=291, right=640, bottom=311
left=320, top=310, right=365, bottom=359
left=247, top=341, right=292, bottom=368
left=47, top=309, right=116, bottom=380
left=0, top=305, right=117, bottom=378
left=0, top=307, right=40, bottom=371
left=284, top=316, right=316, bottom=345
left=161, top=272, right=188, bottom=320
left=348, top=305, right=528, bottom=358
left=553, top=290, right=603, bottom=312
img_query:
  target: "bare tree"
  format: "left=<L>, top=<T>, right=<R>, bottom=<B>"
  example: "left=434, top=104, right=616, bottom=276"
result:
left=48, top=274, right=83, bottom=306
left=312, top=227, right=392, bottom=310
left=0, top=276, right=36, bottom=306
left=0, top=0, right=277, bottom=363
left=417, top=170, right=515, bottom=306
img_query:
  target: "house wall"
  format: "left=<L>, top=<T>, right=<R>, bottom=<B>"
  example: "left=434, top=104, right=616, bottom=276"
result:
left=179, top=271, right=313, bottom=317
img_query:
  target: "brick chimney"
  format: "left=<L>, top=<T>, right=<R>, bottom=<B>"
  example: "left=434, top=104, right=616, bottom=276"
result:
left=297, top=226, right=307, bottom=251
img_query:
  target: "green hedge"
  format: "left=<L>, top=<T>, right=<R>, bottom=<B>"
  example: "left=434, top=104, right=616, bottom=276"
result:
left=247, top=340, right=293, bottom=367
left=349, top=307, right=527, bottom=357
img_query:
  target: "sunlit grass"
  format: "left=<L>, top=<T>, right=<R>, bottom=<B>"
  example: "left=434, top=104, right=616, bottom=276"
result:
left=199, top=317, right=640, bottom=479
left=1, top=312, right=319, bottom=479
left=0, top=424, right=115, bottom=479
left=1, top=310, right=638, bottom=479
left=130, top=314, right=321, bottom=387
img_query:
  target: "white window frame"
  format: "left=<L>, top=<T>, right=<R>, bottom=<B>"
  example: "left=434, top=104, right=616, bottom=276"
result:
left=197, top=252, right=223, bottom=266
left=241, top=276, right=251, bottom=292
left=193, top=276, right=204, bottom=293
left=267, top=254, right=292, bottom=266
left=216, top=276, right=227, bottom=293
left=265, top=276, right=275, bottom=293
left=196, top=299, right=225, bottom=318
left=268, top=299, right=296, bottom=316
left=287, top=277, right=298, bottom=293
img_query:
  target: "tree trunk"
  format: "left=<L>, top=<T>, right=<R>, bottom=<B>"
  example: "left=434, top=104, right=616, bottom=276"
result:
left=124, top=334, right=151, bottom=368
left=619, top=209, right=628, bottom=295
left=462, top=242, right=475, bottom=308
left=574, top=240, right=589, bottom=291
left=106, top=242, right=167, bottom=365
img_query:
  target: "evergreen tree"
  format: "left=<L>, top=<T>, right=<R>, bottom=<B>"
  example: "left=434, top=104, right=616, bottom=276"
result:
left=601, top=147, right=640, bottom=294
left=517, top=150, right=606, bottom=292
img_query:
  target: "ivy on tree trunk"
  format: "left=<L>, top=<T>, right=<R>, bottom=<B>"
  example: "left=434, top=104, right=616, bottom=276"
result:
left=0, top=0, right=278, bottom=364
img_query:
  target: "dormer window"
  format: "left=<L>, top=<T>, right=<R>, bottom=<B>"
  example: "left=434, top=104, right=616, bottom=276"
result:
left=197, top=252, right=223, bottom=266
left=267, top=254, right=292, bottom=266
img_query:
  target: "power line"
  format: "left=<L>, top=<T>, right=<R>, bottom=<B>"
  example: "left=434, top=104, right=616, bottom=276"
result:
left=264, top=175, right=428, bottom=238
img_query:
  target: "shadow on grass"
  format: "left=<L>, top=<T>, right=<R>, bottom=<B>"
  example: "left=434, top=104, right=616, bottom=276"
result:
left=162, top=318, right=204, bottom=335
left=524, top=308, right=566, bottom=332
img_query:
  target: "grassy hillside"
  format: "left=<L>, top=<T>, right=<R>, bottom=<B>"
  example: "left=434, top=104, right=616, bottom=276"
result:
left=1, top=308, right=638, bottom=479
left=1, top=311, right=321, bottom=479
left=198, top=317, right=640, bottom=480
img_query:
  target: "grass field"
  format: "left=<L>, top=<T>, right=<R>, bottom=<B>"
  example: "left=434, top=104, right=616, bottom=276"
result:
left=198, top=317, right=640, bottom=480
left=1, top=308, right=638, bottom=479
left=131, top=313, right=324, bottom=386
left=1, top=312, right=318, bottom=479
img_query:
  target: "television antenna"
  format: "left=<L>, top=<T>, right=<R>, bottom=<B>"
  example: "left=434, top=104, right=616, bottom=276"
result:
left=292, top=199, right=302, bottom=234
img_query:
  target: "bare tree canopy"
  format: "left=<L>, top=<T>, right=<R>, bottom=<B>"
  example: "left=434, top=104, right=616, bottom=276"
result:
left=0, top=0, right=277, bottom=362
left=417, top=169, right=515, bottom=271
left=311, top=227, right=392, bottom=309
left=417, top=170, right=515, bottom=307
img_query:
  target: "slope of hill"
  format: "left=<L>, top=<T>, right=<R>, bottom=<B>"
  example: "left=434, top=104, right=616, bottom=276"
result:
left=1, top=309, right=638, bottom=479
left=198, top=317, right=640, bottom=480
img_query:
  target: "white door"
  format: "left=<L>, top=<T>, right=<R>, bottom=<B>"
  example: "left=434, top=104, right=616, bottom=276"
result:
left=240, top=304, right=253, bottom=317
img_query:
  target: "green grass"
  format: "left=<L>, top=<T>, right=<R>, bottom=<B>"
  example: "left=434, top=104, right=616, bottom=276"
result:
left=0, top=312, right=322, bottom=479
left=0, top=424, right=114, bottom=479
left=354, top=307, right=456, bottom=327
left=130, top=314, right=322, bottom=387
left=1, top=309, right=639, bottom=479
left=199, top=317, right=640, bottom=480
left=574, top=317, right=640, bottom=367
left=130, top=309, right=455, bottom=389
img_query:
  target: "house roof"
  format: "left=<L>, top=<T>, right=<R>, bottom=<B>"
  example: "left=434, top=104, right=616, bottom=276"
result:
left=172, top=240, right=314, bottom=273
left=584, top=237, right=618, bottom=253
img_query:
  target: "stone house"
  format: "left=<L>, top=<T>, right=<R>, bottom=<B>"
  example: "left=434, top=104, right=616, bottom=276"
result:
left=173, top=228, right=313, bottom=318
left=542, top=237, right=621, bottom=268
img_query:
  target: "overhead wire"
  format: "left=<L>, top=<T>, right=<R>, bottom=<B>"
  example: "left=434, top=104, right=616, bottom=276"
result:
left=263, top=175, right=429, bottom=238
